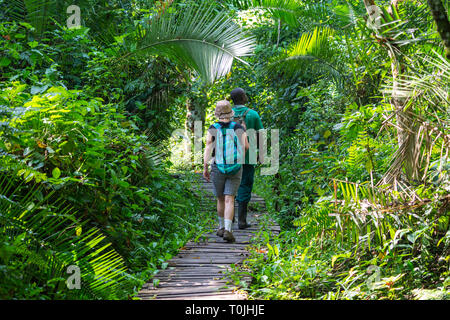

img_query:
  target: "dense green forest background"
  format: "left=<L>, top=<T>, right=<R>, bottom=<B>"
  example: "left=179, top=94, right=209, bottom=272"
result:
left=0, top=0, right=449, bottom=300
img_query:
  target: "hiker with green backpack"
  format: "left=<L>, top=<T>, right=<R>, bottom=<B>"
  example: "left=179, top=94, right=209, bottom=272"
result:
left=203, top=100, right=249, bottom=243
left=230, top=88, right=264, bottom=230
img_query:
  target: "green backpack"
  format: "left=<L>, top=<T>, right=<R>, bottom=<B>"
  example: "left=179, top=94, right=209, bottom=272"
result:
left=232, top=108, right=250, bottom=130
left=213, top=122, right=243, bottom=175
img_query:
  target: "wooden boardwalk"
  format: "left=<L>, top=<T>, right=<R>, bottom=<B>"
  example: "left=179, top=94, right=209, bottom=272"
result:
left=137, top=176, right=280, bottom=300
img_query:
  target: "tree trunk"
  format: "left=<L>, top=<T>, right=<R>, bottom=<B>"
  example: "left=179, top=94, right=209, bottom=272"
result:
left=363, top=0, right=419, bottom=184
left=427, top=0, right=450, bottom=59
left=185, top=87, right=207, bottom=167
left=387, top=48, right=419, bottom=183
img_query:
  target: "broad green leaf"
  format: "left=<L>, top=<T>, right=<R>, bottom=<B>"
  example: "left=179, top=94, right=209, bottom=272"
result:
left=0, top=57, right=11, bottom=67
left=52, top=167, right=61, bottom=179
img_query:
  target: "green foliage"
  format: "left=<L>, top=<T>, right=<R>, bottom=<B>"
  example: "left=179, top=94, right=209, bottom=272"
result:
left=229, top=0, right=449, bottom=300
left=119, top=0, right=256, bottom=84
left=0, top=22, right=96, bottom=88
left=267, top=27, right=345, bottom=89
left=0, top=26, right=213, bottom=297
left=0, top=173, right=132, bottom=299
left=1, top=0, right=449, bottom=301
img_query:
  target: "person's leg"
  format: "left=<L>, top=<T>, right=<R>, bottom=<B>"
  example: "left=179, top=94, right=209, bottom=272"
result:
left=211, top=163, right=226, bottom=236
left=224, top=195, right=235, bottom=222
left=217, top=195, right=225, bottom=236
left=217, top=195, right=225, bottom=218
left=223, top=195, right=235, bottom=242
left=236, top=164, right=255, bottom=229
left=222, top=167, right=242, bottom=243
left=236, top=164, right=255, bottom=203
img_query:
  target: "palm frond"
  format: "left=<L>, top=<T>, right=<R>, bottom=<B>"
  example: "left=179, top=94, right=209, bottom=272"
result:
left=380, top=51, right=450, bottom=185
left=0, top=171, right=132, bottom=299
left=385, top=52, right=450, bottom=106
left=2, top=0, right=57, bottom=36
left=1, top=0, right=27, bottom=22
left=118, top=1, right=255, bottom=84
left=267, top=27, right=344, bottom=88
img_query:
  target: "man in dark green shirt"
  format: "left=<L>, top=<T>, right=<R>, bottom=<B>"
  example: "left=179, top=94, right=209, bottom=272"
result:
left=230, top=88, right=264, bottom=229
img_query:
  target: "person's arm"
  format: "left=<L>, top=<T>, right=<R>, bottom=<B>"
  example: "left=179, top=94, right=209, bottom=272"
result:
left=203, top=131, right=214, bottom=182
left=255, top=113, right=264, bottom=131
left=236, top=127, right=249, bottom=164
left=242, top=131, right=249, bottom=151
left=254, top=113, right=264, bottom=165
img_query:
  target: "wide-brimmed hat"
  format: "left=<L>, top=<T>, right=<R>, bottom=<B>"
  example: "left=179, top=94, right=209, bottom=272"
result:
left=214, top=100, right=235, bottom=119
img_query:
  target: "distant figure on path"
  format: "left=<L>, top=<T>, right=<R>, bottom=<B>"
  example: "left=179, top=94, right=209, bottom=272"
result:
left=230, top=88, right=264, bottom=229
left=203, top=100, right=249, bottom=243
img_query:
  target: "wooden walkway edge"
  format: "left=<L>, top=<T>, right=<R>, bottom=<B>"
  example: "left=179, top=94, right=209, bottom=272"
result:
left=137, top=175, right=280, bottom=300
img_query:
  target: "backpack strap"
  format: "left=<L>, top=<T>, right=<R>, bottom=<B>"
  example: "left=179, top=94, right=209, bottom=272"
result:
left=213, top=122, right=236, bottom=134
left=213, top=123, right=222, bottom=130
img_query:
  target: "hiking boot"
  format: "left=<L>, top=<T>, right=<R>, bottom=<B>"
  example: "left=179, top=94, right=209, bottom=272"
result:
left=223, top=230, right=235, bottom=243
left=216, top=228, right=225, bottom=237
left=238, top=201, right=251, bottom=230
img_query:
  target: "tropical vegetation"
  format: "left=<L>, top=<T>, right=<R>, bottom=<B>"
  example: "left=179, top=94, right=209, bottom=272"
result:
left=0, top=0, right=448, bottom=300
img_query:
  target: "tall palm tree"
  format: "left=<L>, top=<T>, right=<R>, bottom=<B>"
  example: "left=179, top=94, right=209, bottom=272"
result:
left=362, top=0, right=445, bottom=186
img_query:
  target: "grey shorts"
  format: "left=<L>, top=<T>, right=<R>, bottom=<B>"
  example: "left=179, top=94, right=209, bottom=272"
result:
left=211, top=163, right=243, bottom=197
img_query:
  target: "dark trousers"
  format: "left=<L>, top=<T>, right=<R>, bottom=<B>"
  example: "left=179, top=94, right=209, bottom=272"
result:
left=236, top=164, right=255, bottom=203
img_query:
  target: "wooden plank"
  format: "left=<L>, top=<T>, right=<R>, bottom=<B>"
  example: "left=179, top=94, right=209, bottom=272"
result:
left=157, top=294, right=245, bottom=300
left=154, top=271, right=229, bottom=277
left=140, top=285, right=236, bottom=296
left=147, top=280, right=230, bottom=289
left=175, top=255, right=248, bottom=260
left=172, top=258, right=247, bottom=263
left=155, top=270, right=228, bottom=276
left=185, top=239, right=248, bottom=248
left=157, top=266, right=229, bottom=271
left=164, top=262, right=235, bottom=267
left=155, top=271, right=230, bottom=277
left=173, top=257, right=247, bottom=262
left=155, top=274, right=230, bottom=279
left=152, top=291, right=247, bottom=300
left=200, top=233, right=254, bottom=239
left=180, top=247, right=249, bottom=253
left=152, top=276, right=229, bottom=282
left=177, top=250, right=248, bottom=255
left=169, top=261, right=242, bottom=267
left=177, top=249, right=248, bottom=255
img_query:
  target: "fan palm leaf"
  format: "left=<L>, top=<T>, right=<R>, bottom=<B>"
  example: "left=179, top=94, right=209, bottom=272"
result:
left=118, top=1, right=256, bottom=84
